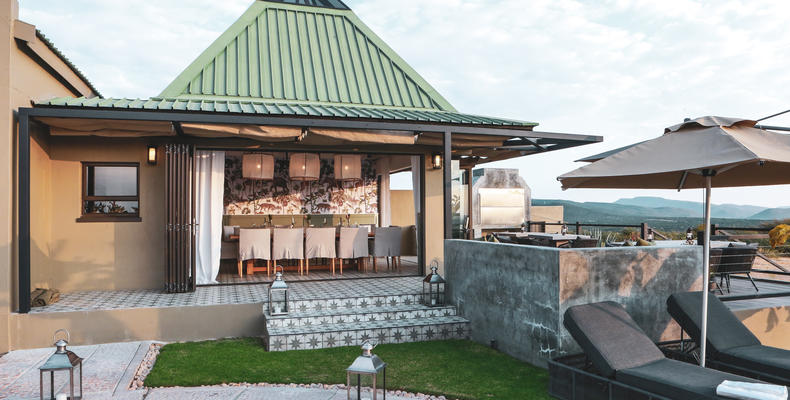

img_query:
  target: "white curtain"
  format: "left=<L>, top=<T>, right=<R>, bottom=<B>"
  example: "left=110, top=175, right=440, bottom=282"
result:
left=195, top=150, right=225, bottom=285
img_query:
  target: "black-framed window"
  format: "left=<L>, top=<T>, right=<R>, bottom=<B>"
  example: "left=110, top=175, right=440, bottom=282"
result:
left=77, top=162, right=141, bottom=222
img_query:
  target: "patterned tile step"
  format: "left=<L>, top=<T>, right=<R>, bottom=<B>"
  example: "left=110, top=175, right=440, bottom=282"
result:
left=265, top=304, right=458, bottom=328
left=284, top=293, right=424, bottom=314
left=265, top=317, right=470, bottom=351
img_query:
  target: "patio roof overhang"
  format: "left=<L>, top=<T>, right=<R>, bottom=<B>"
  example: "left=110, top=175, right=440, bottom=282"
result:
left=25, top=101, right=602, bottom=163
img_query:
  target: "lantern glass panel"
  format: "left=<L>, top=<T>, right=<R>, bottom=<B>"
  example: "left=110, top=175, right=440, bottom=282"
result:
left=40, top=332, right=82, bottom=400
left=269, top=287, right=289, bottom=315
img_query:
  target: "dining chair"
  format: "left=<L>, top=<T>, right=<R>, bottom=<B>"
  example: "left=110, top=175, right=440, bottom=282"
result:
left=238, top=228, right=271, bottom=277
left=305, top=227, right=336, bottom=275
left=371, top=226, right=402, bottom=272
left=273, top=228, right=305, bottom=275
left=338, top=227, right=368, bottom=273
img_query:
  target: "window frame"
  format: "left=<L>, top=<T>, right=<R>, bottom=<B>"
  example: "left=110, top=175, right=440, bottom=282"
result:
left=77, top=161, right=142, bottom=222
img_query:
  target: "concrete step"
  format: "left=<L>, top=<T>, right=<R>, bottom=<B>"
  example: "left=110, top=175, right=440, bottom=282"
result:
left=264, top=304, right=458, bottom=328
left=264, top=315, right=470, bottom=351
left=285, top=293, right=424, bottom=314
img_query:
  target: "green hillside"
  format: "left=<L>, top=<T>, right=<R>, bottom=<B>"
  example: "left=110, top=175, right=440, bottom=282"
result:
left=533, top=199, right=769, bottom=232
left=614, top=196, right=768, bottom=219
left=750, top=207, right=790, bottom=220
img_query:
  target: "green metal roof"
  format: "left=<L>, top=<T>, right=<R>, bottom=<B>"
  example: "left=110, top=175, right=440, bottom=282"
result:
left=36, top=96, right=538, bottom=127
left=264, top=0, right=349, bottom=10
left=158, top=1, right=455, bottom=112
left=36, top=30, right=102, bottom=97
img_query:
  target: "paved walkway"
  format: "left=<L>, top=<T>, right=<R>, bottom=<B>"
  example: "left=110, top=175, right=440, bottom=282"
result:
left=0, top=341, right=418, bottom=400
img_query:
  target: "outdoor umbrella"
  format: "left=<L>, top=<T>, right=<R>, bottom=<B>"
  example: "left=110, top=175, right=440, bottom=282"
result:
left=557, top=116, right=790, bottom=367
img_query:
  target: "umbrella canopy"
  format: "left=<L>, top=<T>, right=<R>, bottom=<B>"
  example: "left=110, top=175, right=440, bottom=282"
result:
left=557, top=116, right=790, bottom=368
left=559, top=116, right=790, bottom=190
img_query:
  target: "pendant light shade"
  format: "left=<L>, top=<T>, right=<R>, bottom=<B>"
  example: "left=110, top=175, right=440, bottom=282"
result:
left=333, top=154, right=362, bottom=181
left=289, top=153, right=320, bottom=181
left=242, top=153, right=274, bottom=180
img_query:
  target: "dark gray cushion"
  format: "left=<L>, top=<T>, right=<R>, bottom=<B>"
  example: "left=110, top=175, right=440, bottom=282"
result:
left=563, top=302, right=665, bottom=378
left=618, top=358, right=760, bottom=400
left=719, top=344, right=790, bottom=378
left=667, top=292, right=760, bottom=354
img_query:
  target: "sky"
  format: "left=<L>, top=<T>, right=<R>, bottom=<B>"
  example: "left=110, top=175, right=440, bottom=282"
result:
left=18, top=0, right=790, bottom=208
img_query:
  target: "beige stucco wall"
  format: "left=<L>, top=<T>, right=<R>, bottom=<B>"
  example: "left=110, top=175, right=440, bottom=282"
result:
left=0, top=0, right=14, bottom=354
left=734, top=307, right=790, bottom=350
left=0, top=0, right=98, bottom=352
left=9, top=302, right=265, bottom=349
left=424, top=156, right=444, bottom=273
left=33, top=137, right=165, bottom=292
left=30, top=128, right=52, bottom=294
left=390, top=189, right=415, bottom=227
left=531, top=205, right=564, bottom=234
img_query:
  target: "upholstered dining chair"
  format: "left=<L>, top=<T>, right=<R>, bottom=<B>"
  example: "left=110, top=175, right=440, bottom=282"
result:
left=305, top=227, right=336, bottom=275
left=273, top=228, right=305, bottom=275
left=371, top=226, right=402, bottom=272
left=338, top=227, right=368, bottom=273
left=238, top=228, right=271, bottom=277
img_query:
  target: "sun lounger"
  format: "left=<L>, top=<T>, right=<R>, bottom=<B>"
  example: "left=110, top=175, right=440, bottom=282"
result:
left=668, top=291, right=790, bottom=386
left=562, top=301, right=762, bottom=399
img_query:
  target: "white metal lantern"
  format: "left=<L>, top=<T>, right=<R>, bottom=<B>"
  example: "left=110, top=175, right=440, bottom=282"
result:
left=39, top=329, right=82, bottom=400
left=347, top=341, right=387, bottom=400
left=289, top=153, right=320, bottom=181
left=423, top=260, right=446, bottom=307
left=334, top=154, right=362, bottom=181
left=242, top=153, right=274, bottom=180
left=268, top=266, right=289, bottom=316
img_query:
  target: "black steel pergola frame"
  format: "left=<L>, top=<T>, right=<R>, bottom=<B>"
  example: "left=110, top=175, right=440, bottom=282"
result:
left=15, top=105, right=602, bottom=313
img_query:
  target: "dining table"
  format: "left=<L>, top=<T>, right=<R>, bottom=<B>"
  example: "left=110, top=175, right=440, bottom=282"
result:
left=228, top=228, right=375, bottom=242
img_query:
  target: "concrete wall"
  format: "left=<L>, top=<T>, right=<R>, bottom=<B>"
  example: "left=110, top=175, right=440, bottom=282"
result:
left=445, top=240, right=703, bottom=367
left=31, top=136, right=164, bottom=292
left=446, top=240, right=560, bottom=365
left=556, top=247, right=703, bottom=354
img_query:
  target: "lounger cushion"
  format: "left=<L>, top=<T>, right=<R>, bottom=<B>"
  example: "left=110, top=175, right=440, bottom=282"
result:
left=667, top=292, right=760, bottom=354
left=564, top=302, right=665, bottom=378
left=718, top=344, right=790, bottom=379
left=618, top=358, right=760, bottom=400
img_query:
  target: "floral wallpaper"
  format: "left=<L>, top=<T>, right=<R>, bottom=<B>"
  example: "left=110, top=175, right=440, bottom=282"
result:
left=224, top=155, right=378, bottom=215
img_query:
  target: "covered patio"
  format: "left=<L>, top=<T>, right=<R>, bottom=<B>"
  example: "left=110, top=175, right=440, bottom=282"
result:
left=9, top=0, right=603, bottom=359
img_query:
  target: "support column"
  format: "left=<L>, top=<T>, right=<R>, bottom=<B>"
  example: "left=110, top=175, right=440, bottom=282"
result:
left=17, top=109, right=29, bottom=313
left=443, top=131, right=452, bottom=240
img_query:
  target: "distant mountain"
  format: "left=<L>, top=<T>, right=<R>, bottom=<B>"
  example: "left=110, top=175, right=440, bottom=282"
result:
left=532, top=199, right=694, bottom=222
left=615, top=196, right=768, bottom=219
left=532, top=198, right=772, bottom=232
left=749, top=207, right=790, bottom=221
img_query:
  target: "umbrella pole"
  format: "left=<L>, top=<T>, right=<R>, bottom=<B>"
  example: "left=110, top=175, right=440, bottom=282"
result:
left=700, top=175, right=712, bottom=367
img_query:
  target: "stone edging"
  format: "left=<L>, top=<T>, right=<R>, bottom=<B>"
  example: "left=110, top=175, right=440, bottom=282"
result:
left=129, top=342, right=162, bottom=390
left=149, top=382, right=452, bottom=399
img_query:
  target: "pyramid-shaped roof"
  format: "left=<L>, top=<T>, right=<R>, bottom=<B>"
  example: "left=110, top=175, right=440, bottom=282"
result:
left=159, top=0, right=456, bottom=112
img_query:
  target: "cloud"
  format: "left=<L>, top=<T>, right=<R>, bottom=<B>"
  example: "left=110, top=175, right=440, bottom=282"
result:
left=18, top=0, right=790, bottom=207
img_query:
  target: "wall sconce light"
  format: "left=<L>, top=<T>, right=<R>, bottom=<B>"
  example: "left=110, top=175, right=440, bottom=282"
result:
left=432, top=153, right=443, bottom=169
left=147, top=145, right=157, bottom=165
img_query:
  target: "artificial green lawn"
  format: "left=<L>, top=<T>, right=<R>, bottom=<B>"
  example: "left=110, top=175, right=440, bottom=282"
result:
left=145, top=338, right=551, bottom=399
